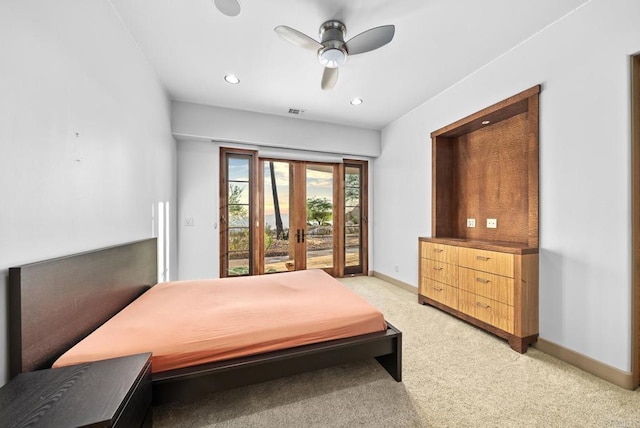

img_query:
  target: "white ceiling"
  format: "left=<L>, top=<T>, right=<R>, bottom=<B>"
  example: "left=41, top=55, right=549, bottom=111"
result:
left=110, top=0, right=588, bottom=130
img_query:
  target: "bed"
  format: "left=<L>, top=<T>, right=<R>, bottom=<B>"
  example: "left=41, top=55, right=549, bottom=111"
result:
left=9, top=238, right=402, bottom=404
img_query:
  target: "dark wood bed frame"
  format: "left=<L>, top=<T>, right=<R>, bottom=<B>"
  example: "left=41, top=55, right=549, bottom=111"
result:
left=9, top=238, right=402, bottom=404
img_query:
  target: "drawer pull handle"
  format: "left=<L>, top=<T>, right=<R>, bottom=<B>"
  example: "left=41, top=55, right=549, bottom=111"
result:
left=476, top=256, right=491, bottom=261
left=433, top=267, right=444, bottom=271
left=476, top=278, right=491, bottom=284
left=433, top=249, right=444, bottom=253
left=433, top=286, right=443, bottom=291
left=476, top=302, right=490, bottom=309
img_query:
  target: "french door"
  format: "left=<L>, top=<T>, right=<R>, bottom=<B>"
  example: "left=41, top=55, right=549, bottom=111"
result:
left=220, top=148, right=367, bottom=278
left=344, top=161, right=368, bottom=276
left=260, top=160, right=338, bottom=276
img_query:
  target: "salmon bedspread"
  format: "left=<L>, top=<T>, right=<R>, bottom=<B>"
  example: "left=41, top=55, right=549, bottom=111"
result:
left=53, top=270, right=386, bottom=373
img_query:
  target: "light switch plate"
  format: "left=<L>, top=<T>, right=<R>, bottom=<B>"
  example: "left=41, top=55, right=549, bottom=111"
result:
left=487, top=218, right=497, bottom=229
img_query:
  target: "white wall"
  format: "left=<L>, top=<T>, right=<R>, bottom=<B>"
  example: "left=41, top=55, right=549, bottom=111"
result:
left=375, top=0, right=639, bottom=372
left=172, top=101, right=381, bottom=157
left=177, top=138, right=375, bottom=281
left=177, top=140, right=220, bottom=279
left=174, top=100, right=380, bottom=280
left=0, top=1, right=176, bottom=385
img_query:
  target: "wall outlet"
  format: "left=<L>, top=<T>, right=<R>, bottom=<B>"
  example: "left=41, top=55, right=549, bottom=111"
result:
left=394, top=265, right=399, bottom=272
left=486, top=218, right=497, bottom=229
left=466, top=218, right=476, bottom=228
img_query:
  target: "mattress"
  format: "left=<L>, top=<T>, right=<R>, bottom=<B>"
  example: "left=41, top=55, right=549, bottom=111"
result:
left=53, top=269, right=386, bottom=373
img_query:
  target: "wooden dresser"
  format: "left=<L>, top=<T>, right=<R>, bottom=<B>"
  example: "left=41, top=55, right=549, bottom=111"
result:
left=419, top=238, right=538, bottom=352
left=422, top=86, right=540, bottom=352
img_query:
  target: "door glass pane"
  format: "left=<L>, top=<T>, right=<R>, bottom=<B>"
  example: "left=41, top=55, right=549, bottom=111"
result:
left=227, top=156, right=251, bottom=276
left=345, top=166, right=362, bottom=268
left=228, top=157, right=249, bottom=181
left=228, top=182, right=249, bottom=205
left=263, top=161, right=294, bottom=273
left=306, top=164, right=334, bottom=270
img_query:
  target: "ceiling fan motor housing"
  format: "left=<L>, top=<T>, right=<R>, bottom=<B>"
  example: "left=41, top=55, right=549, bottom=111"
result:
left=318, top=20, right=347, bottom=68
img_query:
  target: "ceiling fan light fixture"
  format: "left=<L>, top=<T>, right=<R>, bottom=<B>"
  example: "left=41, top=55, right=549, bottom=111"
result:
left=318, top=47, right=347, bottom=68
left=350, top=98, right=363, bottom=106
left=224, top=74, right=240, bottom=84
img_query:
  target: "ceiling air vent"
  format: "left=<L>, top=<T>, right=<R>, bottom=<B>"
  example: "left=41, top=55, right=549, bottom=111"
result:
left=288, top=108, right=305, bottom=115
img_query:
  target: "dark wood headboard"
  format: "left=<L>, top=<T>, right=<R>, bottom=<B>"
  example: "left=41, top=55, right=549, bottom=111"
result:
left=9, top=238, right=157, bottom=377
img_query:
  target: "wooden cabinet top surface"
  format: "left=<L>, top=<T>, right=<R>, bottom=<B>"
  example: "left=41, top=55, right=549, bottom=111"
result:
left=0, top=353, right=151, bottom=428
left=420, top=237, right=538, bottom=255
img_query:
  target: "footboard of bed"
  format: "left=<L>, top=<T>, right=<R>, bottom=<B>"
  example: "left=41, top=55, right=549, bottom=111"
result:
left=152, top=322, right=402, bottom=404
left=375, top=322, right=402, bottom=382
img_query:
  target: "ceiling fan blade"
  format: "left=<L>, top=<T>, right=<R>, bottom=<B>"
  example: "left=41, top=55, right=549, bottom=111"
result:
left=274, top=26, right=323, bottom=51
left=213, top=0, right=241, bottom=17
left=321, top=67, right=338, bottom=90
left=345, top=25, right=395, bottom=55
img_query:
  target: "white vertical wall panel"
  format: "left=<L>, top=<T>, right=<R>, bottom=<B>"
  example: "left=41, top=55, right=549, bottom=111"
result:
left=0, top=0, right=176, bottom=385
left=376, top=0, right=639, bottom=372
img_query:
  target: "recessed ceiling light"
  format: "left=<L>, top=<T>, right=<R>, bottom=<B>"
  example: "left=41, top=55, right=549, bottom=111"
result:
left=224, top=74, right=240, bottom=84
left=350, top=98, right=363, bottom=106
left=481, top=120, right=490, bottom=125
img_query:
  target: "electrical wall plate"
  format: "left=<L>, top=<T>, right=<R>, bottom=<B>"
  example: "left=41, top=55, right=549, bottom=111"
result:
left=466, top=218, right=476, bottom=228
left=487, top=218, right=497, bottom=229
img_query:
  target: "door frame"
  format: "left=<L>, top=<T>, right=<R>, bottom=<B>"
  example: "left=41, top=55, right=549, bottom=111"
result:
left=342, top=159, right=369, bottom=277
left=258, top=158, right=341, bottom=276
left=219, top=147, right=259, bottom=277
left=221, top=148, right=369, bottom=278
left=632, top=53, right=640, bottom=387
left=302, top=161, right=340, bottom=275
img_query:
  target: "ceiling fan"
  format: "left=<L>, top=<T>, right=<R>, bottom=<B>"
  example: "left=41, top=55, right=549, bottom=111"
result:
left=275, top=20, right=395, bottom=90
left=213, top=0, right=241, bottom=17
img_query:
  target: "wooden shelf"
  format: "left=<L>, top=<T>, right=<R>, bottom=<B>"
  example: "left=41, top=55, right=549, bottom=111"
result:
left=431, top=85, right=540, bottom=247
left=419, top=237, right=538, bottom=255
left=420, top=86, right=540, bottom=353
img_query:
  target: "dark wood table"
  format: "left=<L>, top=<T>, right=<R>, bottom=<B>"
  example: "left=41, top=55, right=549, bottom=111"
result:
left=0, top=353, right=152, bottom=428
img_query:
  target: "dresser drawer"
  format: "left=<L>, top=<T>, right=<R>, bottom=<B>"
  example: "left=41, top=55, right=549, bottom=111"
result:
left=458, top=247, right=514, bottom=277
left=421, top=242, right=458, bottom=264
left=420, top=278, right=458, bottom=309
left=458, top=267, right=514, bottom=306
left=458, top=291, right=514, bottom=333
left=422, top=258, right=458, bottom=286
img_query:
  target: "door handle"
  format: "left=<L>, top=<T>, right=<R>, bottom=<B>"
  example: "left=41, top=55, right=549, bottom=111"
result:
left=296, top=229, right=301, bottom=243
left=301, top=229, right=305, bottom=243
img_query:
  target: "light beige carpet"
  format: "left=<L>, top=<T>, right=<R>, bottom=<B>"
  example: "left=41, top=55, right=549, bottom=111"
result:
left=154, top=276, right=640, bottom=427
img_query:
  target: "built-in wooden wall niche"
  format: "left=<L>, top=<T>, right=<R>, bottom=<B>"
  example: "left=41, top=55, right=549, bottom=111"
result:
left=431, top=85, right=540, bottom=248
